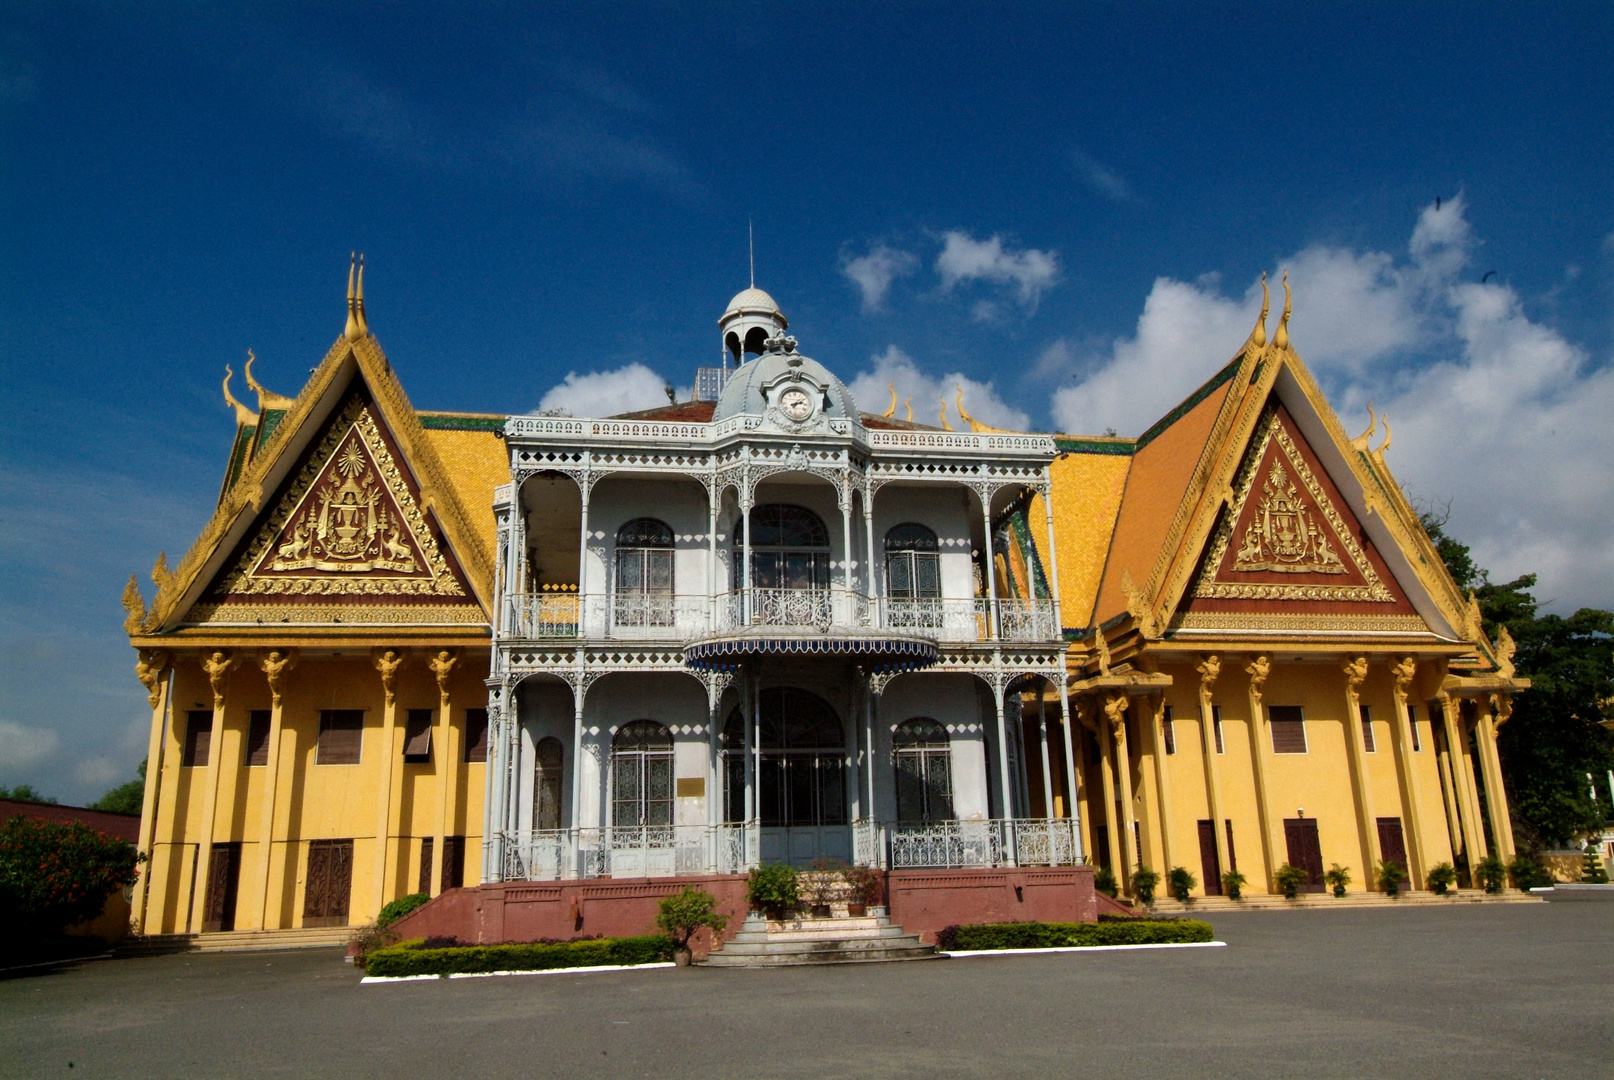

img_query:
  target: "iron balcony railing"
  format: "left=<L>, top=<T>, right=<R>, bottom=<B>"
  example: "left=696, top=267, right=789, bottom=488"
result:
left=496, top=818, right=1080, bottom=880
left=503, top=590, right=1058, bottom=645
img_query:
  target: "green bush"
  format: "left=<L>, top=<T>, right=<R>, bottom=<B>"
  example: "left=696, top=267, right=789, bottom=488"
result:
left=1507, top=854, right=1550, bottom=890
left=377, top=891, right=430, bottom=929
left=1582, top=848, right=1609, bottom=884
left=0, top=814, right=141, bottom=937
left=746, top=862, right=799, bottom=917
left=1376, top=859, right=1407, bottom=897
left=1130, top=866, right=1159, bottom=905
left=1167, top=866, right=1196, bottom=902
left=1427, top=862, right=1458, bottom=896
left=1221, top=870, right=1246, bottom=900
left=364, top=934, right=673, bottom=978
left=936, top=919, right=1214, bottom=951
left=1093, top=866, right=1118, bottom=898
left=1323, top=863, right=1351, bottom=898
left=1275, top=863, right=1308, bottom=899
left=1476, top=855, right=1506, bottom=894
left=654, top=886, right=728, bottom=950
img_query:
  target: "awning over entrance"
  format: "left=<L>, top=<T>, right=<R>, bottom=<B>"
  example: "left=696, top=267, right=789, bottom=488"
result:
left=684, top=632, right=938, bottom=671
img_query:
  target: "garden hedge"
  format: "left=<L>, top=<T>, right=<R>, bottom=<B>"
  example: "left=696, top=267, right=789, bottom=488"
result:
left=363, top=934, right=673, bottom=978
left=936, top=919, right=1214, bottom=951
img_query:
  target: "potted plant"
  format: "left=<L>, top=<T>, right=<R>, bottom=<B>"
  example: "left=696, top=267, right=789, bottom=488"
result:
left=1275, top=863, right=1308, bottom=900
left=1167, top=866, right=1197, bottom=903
left=1476, top=855, right=1506, bottom=894
left=655, top=886, right=729, bottom=967
left=1323, top=863, right=1351, bottom=898
left=1426, top=862, right=1458, bottom=896
left=844, top=865, right=881, bottom=917
left=1507, top=854, right=1547, bottom=890
left=1093, top=866, right=1119, bottom=898
left=1131, top=865, right=1160, bottom=906
left=1376, top=859, right=1406, bottom=898
left=1221, top=870, right=1247, bottom=900
left=746, top=862, right=800, bottom=920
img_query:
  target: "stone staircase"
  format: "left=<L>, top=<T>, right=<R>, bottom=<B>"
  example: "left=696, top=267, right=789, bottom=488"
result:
left=1143, top=888, right=1542, bottom=915
left=702, top=913, right=941, bottom=967
left=114, top=925, right=355, bottom=957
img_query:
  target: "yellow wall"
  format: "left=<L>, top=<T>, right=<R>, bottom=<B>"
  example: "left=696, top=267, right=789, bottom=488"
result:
left=143, top=653, right=488, bottom=934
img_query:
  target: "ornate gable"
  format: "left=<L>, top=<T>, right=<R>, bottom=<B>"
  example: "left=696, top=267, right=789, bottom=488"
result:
left=184, top=388, right=482, bottom=627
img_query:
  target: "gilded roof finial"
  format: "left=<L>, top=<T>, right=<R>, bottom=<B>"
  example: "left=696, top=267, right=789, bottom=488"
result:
left=1350, top=403, right=1377, bottom=452
left=1273, top=269, right=1292, bottom=350
left=354, top=253, right=369, bottom=337
left=939, top=398, right=954, bottom=431
left=243, top=349, right=294, bottom=410
left=955, top=384, right=986, bottom=433
left=903, top=396, right=913, bottom=423
left=222, top=364, right=256, bottom=425
left=882, top=382, right=897, bottom=419
left=344, top=252, right=361, bottom=342
left=1250, top=271, right=1269, bottom=347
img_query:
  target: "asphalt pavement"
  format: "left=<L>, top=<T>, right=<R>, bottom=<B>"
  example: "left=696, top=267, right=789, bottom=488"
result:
left=1, top=899, right=1609, bottom=1079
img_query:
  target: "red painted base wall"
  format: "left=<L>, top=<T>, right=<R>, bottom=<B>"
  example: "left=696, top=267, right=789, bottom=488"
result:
left=389, top=866, right=1098, bottom=954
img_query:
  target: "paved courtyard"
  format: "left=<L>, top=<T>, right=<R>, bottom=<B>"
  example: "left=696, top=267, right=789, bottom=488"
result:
left=2, top=899, right=1610, bottom=1079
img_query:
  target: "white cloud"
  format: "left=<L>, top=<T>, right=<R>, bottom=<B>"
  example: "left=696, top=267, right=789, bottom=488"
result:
left=535, top=363, right=672, bottom=418
left=1069, top=148, right=1134, bottom=202
left=841, top=244, right=918, bottom=312
left=847, top=346, right=1030, bottom=431
left=0, top=720, right=59, bottom=778
left=1053, top=196, right=1614, bottom=611
left=936, top=231, right=1060, bottom=309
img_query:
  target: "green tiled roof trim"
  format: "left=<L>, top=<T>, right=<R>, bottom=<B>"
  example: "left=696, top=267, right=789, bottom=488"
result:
left=254, top=409, right=287, bottom=452
left=1133, top=353, right=1244, bottom=451
left=1053, top=436, right=1135, bottom=455
left=1011, top=508, right=1052, bottom=601
left=220, top=425, right=256, bottom=504
left=418, top=413, right=506, bottom=431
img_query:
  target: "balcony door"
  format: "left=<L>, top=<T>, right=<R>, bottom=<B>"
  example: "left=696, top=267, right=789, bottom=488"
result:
left=745, top=504, right=830, bottom=590
left=615, top=518, right=674, bottom=628
left=723, top=687, right=850, bottom=866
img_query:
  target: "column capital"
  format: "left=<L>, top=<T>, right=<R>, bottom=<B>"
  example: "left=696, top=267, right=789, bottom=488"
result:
left=372, top=647, right=407, bottom=706
left=1196, top=654, right=1221, bottom=698
left=428, top=648, right=459, bottom=698
left=1341, top=655, right=1369, bottom=701
left=1391, top=655, right=1417, bottom=697
left=1244, top=654, right=1271, bottom=703
left=135, top=649, right=171, bottom=710
left=200, top=649, right=241, bottom=709
left=258, top=648, right=297, bottom=708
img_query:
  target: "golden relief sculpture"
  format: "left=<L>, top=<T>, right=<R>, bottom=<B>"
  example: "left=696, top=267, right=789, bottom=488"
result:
left=1195, top=407, right=1395, bottom=604
left=215, top=396, right=463, bottom=599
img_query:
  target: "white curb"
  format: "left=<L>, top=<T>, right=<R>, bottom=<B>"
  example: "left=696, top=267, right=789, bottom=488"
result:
left=361, top=961, right=676, bottom=984
left=943, top=941, right=1227, bottom=957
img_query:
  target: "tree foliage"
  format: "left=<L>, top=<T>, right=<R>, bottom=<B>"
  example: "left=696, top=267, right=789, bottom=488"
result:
left=0, top=784, right=57, bottom=805
left=89, top=760, right=146, bottom=816
left=1421, top=512, right=1614, bottom=847
left=0, top=815, right=142, bottom=935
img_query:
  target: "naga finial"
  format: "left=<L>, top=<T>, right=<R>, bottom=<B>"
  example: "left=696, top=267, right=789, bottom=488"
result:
left=1273, top=269, right=1292, bottom=350
left=882, top=382, right=897, bottom=419
left=354, top=253, right=369, bottom=337
left=344, top=252, right=362, bottom=342
left=222, top=364, right=256, bottom=425
left=1251, top=270, right=1269, bottom=347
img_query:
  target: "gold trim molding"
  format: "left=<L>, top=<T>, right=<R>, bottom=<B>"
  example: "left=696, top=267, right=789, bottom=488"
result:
left=184, top=602, right=487, bottom=626
left=1170, top=612, right=1432, bottom=633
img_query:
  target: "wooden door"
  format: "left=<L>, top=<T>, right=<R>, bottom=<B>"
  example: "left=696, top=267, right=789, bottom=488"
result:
left=202, top=842, right=242, bottom=932
left=1377, top=818, right=1412, bottom=891
left=302, top=839, right=354, bottom=927
left=1198, top=820, right=1223, bottom=895
left=1283, top=819, right=1325, bottom=891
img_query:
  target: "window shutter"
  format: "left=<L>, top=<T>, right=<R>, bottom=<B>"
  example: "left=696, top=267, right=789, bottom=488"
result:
left=183, top=710, right=212, bottom=767
left=245, top=711, right=272, bottom=766
left=403, top=709, right=433, bottom=762
left=317, top=710, right=364, bottom=765
left=417, top=837, right=434, bottom=895
left=1269, top=706, right=1307, bottom=754
left=463, top=709, right=489, bottom=763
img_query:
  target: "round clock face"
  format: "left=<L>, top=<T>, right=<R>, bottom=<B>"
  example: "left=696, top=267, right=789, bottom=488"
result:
left=779, top=387, right=814, bottom=421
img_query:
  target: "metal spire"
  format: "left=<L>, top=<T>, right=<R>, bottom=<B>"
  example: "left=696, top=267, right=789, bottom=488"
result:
left=748, top=219, right=755, bottom=288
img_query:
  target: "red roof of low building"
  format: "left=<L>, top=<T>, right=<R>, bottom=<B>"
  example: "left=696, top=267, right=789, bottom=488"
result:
left=0, top=800, right=140, bottom=843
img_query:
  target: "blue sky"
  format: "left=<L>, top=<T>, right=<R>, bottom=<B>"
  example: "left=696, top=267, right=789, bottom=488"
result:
left=2, top=2, right=1611, bottom=801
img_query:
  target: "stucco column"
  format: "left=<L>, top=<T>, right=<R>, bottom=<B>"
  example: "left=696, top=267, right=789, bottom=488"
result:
left=427, top=651, right=458, bottom=894
left=1341, top=656, right=1382, bottom=882
left=1196, top=655, right=1230, bottom=891
left=1389, top=657, right=1428, bottom=888
left=1477, top=695, right=1516, bottom=862
left=131, top=650, right=171, bottom=935
left=1104, top=693, right=1136, bottom=889
left=1439, top=692, right=1485, bottom=866
left=370, top=649, right=405, bottom=912
left=253, top=650, right=294, bottom=929
left=1244, top=655, right=1280, bottom=893
left=1071, top=695, right=1093, bottom=859
left=1091, top=698, right=1123, bottom=876
left=189, top=650, right=240, bottom=934
left=1434, top=713, right=1466, bottom=861
left=1146, top=691, right=1173, bottom=876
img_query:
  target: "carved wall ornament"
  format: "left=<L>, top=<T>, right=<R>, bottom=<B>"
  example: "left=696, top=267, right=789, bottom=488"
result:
left=1195, top=407, right=1395, bottom=603
left=135, top=650, right=170, bottom=709
left=1197, top=654, right=1221, bottom=696
left=1102, top=692, right=1129, bottom=730
left=1493, top=626, right=1517, bottom=680
left=1341, top=655, right=1369, bottom=702
left=1093, top=632, right=1112, bottom=677
left=428, top=649, right=459, bottom=695
left=215, top=396, right=464, bottom=598
left=122, top=575, right=147, bottom=635
left=1244, top=654, right=1271, bottom=704
left=1120, top=568, right=1158, bottom=639
left=201, top=650, right=240, bottom=709
left=1392, top=655, right=1417, bottom=695
left=373, top=648, right=406, bottom=705
left=258, top=649, right=296, bottom=707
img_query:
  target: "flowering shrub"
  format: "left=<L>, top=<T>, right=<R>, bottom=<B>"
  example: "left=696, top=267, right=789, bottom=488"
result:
left=0, top=814, right=141, bottom=935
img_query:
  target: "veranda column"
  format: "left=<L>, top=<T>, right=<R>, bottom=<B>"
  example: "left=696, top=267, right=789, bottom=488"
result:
left=480, top=684, right=501, bottom=883
left=1477, top=695, right=1516, bottom=862
left=1070, top=695, right=1093, bottom=860
left=1104, top=693, right=1136, bottom=888
left=370, top=649, right=405, bottom=912
left=979, top=488, right=999, bottom=640
left=1146, top=691, right=1174, bottom=877
left=845, top=680, right=862, bottom=822
left=428, top=651, right=459, bottom=894
left=1341, top=657, right=1382, bottom=881
left=863, top=487, right=877, bottom=603
left=1036, top=692, right=1054, bottom=818
left=866, top=678, right=878, bottom=822
left=253, top=650, right=294, bottom=929
left=707, top=486, right=720, bottom=630
left=569, top=677, right=586, bottom=857
left=1196, top=656, right=1231, bottom=890
left=741, top=491, right=754, bottom=625
left=131, top=650, right=171, bottom=935
left=1244, top=656, right=1280, bottom=892
left=743, top=671, right=754, bottom=823
left=1439, top=692, right=1485, bottom=866
left=189, top=650, right=240, bottom=934
left=1039, top=477, right=1066, bottom=642
left=993, top=684, right=1015, bottom=821
left=1389, top=657, right=1429, bottom=888
left=1093, top=696, right=1123, bottom=877
left=1434, top=715, right=1466, bottom=862
left=577, top=470, right=592, bottom=636
left=839, top=479, right=854, bottom=605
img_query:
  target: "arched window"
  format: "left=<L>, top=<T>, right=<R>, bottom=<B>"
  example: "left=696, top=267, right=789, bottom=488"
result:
left=722, top=688, right=846, bottom=826
left=615, top=518, right=674, bottom=627
left=894, top=718, right=953, bottom=824
left=885, top=523, right=940, bottom=599
left=532, top=737, right=563, bottom=831
left=746, top=505, right=830, bottom=591
left=611, top=721, right=673, bottom=828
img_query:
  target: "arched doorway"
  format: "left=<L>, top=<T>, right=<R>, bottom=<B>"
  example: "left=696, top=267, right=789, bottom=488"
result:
left=724, top=687, right=851, bottom=866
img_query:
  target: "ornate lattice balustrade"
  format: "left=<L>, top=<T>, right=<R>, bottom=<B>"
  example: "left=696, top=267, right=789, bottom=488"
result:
left=877, top=818, right=1081, bottom=870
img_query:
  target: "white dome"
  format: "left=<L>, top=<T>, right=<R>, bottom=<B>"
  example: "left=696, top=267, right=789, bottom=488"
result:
left=723, top=287, right=783, bottom=318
